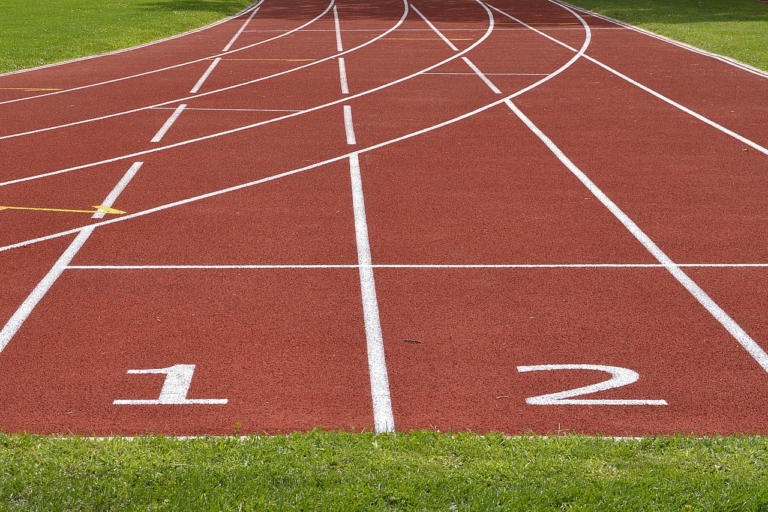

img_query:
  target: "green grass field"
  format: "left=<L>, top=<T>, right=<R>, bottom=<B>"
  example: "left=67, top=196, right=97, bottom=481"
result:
left=2, top=432, right=768, bottom=510
left=567, top=0, right=768, bottom=72
left=0, top=0, right=252, bottom=73
left=2, top=0, right=768, bottom=508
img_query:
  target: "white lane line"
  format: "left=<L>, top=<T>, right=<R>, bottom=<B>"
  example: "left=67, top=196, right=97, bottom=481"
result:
left=0, top=0, right=395, bottom=142
left=506, top=98, right=768, bottom=373
left=0, top=162, right=143, bottom=352
left=223, top=4, right=261, bottom=52
left=555, top=0, right=768, bottom=80
left=0, top=0, right=324, bottom=108
left=0, top=1, right=589, bottom=255
left=411, top=4, right=459, bottom=51
left=488, top=3, right=768, bottom=157
left=151, top=104, right=186, bottom=143
left=190, top=58, right=221, bottom=94
left=0, top=0, right=497, bottom=189
left=462, top=57, right=502, bottom=93
left=333, top=6, right=344, bottom=51
left=349, top=153, right=395, bottom=434
left=344, top=105, right=357, bottom=145
left=67, top=263, right=768, bottom=270
left=92, top=162, right=143, bottom=219
left=338, top=57, right=350, bottom=94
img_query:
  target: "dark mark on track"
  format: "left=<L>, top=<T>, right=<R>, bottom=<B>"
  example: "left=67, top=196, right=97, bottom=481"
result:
left=405, top=339, right=422, bottom=344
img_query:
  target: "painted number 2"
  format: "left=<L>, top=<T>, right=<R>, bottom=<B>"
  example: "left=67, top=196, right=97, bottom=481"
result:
left=113, top=364, right=227, bottom=405
left=517, top=364, right=667, bottom=406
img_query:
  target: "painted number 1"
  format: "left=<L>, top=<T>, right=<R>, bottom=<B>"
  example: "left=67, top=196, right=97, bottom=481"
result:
left=113, top=364, right=227, bottom=405
left=517, top=364, right=667, bottom=406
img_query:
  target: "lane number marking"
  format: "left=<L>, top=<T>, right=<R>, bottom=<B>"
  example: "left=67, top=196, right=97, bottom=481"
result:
left=517, top=364, right=667, bottom=405
left=114, top=364, right=227, bottom=405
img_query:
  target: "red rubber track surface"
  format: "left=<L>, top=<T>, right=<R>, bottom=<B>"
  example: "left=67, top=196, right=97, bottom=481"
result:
left=1, top=0, right=768, bottom=436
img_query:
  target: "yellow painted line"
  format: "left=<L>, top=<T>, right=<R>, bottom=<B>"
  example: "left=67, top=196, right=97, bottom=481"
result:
left=0, top=205, right=125, bottom=215
left=0, top=87, right=62, bottom=92
left=208, top=58, right=316, bottom=62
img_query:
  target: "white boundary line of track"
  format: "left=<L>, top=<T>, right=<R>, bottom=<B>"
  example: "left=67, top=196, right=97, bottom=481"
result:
left=487, top=2, right=768, bottom=158
left=0, top=0, right=329, bottom=108
left=0, top=2, right=262, bottom=80
left=0, top=0, right=588, bottom=253
left=0, top=0, right=399, bottom=142
left=554, top=0, right=768, bottom=80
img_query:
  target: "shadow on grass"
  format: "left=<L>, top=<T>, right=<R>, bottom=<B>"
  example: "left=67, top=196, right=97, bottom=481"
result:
left=138, top=0, right=253, bottom=16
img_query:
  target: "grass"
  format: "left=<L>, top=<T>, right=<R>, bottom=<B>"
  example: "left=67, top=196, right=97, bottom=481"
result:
left=1, top=431, right=768, bottom=510
left=0, top=0, right=252, bottom=73
left=566, top=0, right=768, bottom=72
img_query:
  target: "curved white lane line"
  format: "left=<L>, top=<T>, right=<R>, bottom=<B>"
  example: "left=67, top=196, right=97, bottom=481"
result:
left=0, top=0, right=331, bottom=108
left=0, top=1, right=262, bottom=80
left=0, top=0, right=591, bottom=253
left=490, top=1, right=768, bottom=158
left=0, top=0, right=409, bottom=142
left=0, top=0, right=493, bottom=187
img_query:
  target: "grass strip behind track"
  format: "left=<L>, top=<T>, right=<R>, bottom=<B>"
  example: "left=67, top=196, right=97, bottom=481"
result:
left=2, top=431, right=768, bottom=510
left=0, top=0, right=252, bottom=73
left=566, top=0, right=768, bottom=72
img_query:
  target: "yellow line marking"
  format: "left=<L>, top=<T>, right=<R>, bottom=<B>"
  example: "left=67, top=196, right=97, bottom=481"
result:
left=0, top=205, right=125, bottom=215
left=208, top=58, right=316, bottom=62
left=0, top=87, right=63, bottom=92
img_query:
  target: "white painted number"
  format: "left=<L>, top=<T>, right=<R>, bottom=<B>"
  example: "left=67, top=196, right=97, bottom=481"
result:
left=516, top=364, right=667, bottom=406
left=113, top=364, right=227, bottom=405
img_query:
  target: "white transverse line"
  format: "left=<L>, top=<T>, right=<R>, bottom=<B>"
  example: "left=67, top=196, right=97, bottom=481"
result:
left=151, top=104, right=186, bottom=143
left=462, top=57, right=502, bottom=93
left=411, top=4, right=459, bottom=51
left=66, top=263, right=768, bottom=270
left=333, top=6, right=344, bottom=51
left=488, top=2, right=768, bottom=158
left=506, top=98, right=768, bottom=373
left=190, top=57, right=221, bottom=94
left=349, top=153, right=395, bottom=434
left=0, top=162, right=143, bottom=352
left=223, top=5, right=261, bottom=52
left=343, top=105, right=357, bottom=145
left=338, top=57, right=350, bottom=94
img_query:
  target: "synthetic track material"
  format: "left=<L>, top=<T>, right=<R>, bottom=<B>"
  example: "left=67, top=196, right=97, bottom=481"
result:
left=1, top=0, right=767, bottom=436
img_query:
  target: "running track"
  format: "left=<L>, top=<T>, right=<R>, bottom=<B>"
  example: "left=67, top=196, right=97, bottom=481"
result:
left=1, top=0, right=767, bottom=436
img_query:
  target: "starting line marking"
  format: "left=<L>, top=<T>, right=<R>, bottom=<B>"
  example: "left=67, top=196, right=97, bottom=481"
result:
left=0, top=205, right=125, bottom=215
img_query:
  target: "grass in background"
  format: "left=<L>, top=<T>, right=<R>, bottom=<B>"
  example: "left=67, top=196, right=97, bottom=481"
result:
left=0, top=0, right=252, bottom=73
left=566, top=0, right=768, bottom=72
left=1, top=431, right=768, bottom=510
